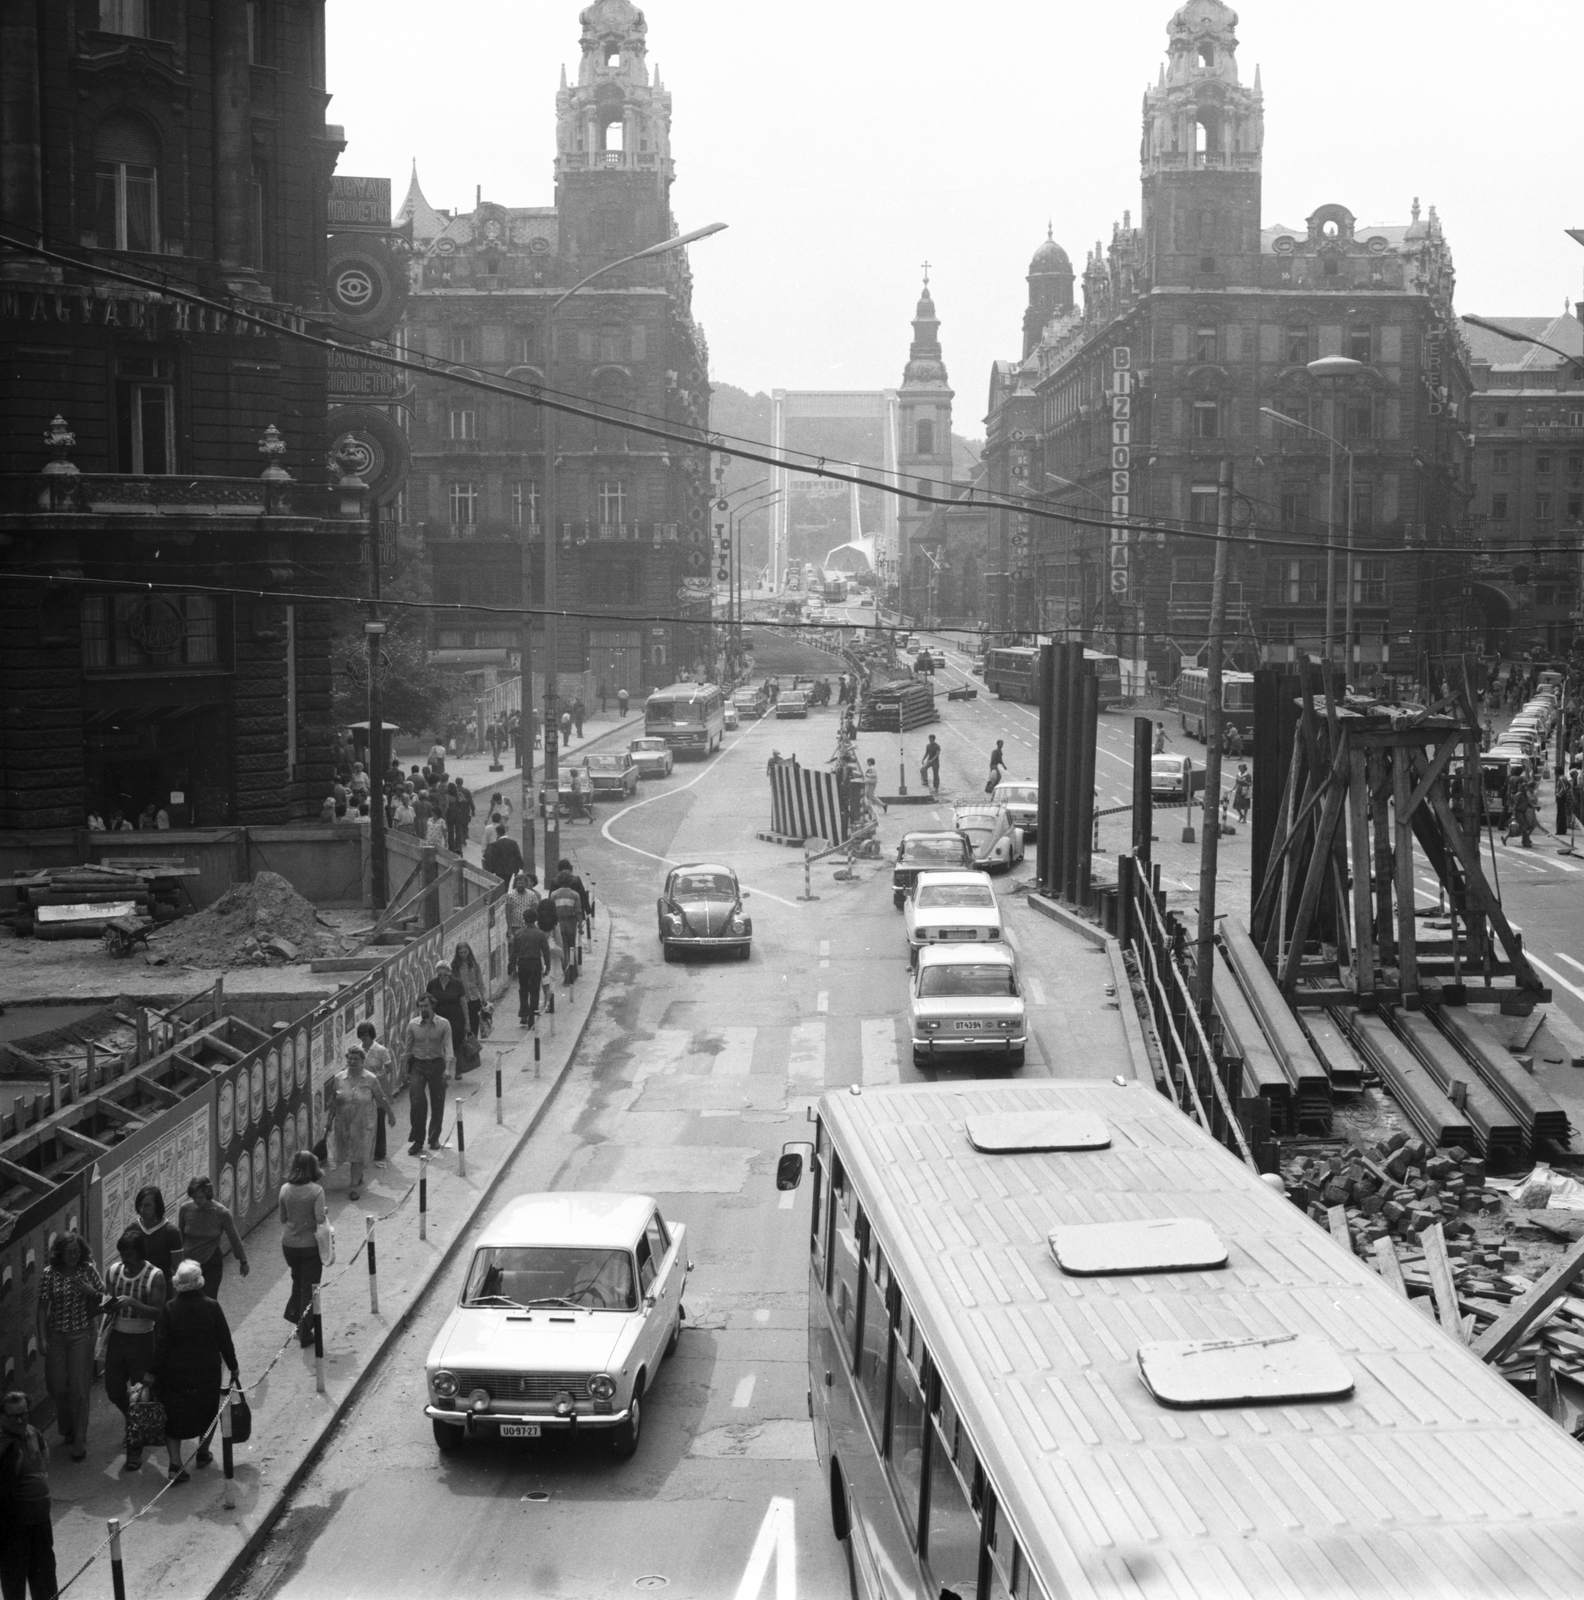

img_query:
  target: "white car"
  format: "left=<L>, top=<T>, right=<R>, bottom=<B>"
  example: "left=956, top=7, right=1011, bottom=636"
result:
left=629, top=737, right=675, bottom=778
left=424, top=1192, right=689, bottom=1459
left=903, top=870, right=1002, bottom=964
left=991, top=780, right=1039, bottom=841
left=909, top=944, right=1027, bottom=1071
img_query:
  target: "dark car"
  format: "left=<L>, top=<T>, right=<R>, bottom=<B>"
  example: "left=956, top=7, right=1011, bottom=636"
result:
left=892, top=830, right=974, bottom=909
left=731, top=684, right=769, bottom=720
left=657, top=862, right=752, bottom=961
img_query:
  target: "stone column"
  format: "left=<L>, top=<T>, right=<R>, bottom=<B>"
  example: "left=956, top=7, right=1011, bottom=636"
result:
left=0, top=0, right=43, bottom=274
left=213, top=0, right=253, bottom=272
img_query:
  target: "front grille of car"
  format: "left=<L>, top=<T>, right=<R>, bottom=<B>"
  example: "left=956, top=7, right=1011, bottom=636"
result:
left=450, top=1370, right=591, bottom=1403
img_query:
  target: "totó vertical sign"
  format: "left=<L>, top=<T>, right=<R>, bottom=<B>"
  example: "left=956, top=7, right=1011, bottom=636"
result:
left=1110, top=348, right=1132, bottom=616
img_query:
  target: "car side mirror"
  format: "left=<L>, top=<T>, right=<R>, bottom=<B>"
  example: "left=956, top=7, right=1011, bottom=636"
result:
left=776, top=1143, right=812, bottom=1191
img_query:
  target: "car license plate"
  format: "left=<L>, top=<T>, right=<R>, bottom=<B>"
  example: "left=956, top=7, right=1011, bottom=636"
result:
left=499, top=1422, right=541, bottom=1438
left=953, top=1021, right=983, bottom=1031
left=946, top=928, right=977, bottom=939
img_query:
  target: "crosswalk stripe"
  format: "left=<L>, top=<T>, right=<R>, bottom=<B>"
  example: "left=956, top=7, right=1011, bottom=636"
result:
left=635, top=1029, right=693, bottom=1083
left=788, top=1021, right=826, bottom=1091
left=861, top=1018, right=899, bottom=1086
left=710, top=1027, right=758, bottom=1077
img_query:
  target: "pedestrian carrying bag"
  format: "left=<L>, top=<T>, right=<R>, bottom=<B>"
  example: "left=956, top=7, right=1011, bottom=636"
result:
left=125, top=1383, right=167, bottom=1450
left=316, top=1220, right=336, bottom=1266
left=226, top=1387, right=253, bottom=1444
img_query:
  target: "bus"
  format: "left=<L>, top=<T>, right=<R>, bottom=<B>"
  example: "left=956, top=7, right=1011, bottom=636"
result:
left=778, top=1078, right=1584, bottom=1600
left=821, top=572, right=849, bottom=604
left=984, top=647, right=1123, bottom=709
left=1177, top=666, right=1255, bottom=742
left=644, top=682, right=725, bottom=756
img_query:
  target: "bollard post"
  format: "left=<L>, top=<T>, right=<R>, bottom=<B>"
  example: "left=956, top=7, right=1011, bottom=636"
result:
left=495, top=1061, right=504, bottom=1124
left=366, top=1214, right=379, bottom=1315
left=312, top=1285, right=325, bottom=1394
left=109, top=1518, right=128, bottom=1600
left=221, top=1389, right=236, bottom=1509
left=457, top=1112, right=467, bottom=1178
left=419, top=1158, right=428, bottom=1241
left=533, top=1029, right=541, bottom=1068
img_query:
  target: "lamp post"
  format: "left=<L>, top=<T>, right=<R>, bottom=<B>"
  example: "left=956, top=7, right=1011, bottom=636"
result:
left=732, top=489, right=782, bottom=671
left=1261, top=392, right=1359, bottom=671
left=528, top=221, right=727, bottom=881
left=715, top=480, right=773, bottom=681
left=364, top=619, right=387, bottom=908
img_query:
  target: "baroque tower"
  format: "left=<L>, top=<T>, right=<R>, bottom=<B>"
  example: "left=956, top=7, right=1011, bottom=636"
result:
left=897, top=278, right=955, bottom=617
left=554, top=0, right=675, bottom=266
left=1140, top=0, right=1263, bottom=288
left=1024, top=227, right=1075, bottom=359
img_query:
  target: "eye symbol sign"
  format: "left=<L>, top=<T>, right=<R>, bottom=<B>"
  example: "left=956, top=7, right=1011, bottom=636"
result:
left=334, top=267, right=376, bottom=309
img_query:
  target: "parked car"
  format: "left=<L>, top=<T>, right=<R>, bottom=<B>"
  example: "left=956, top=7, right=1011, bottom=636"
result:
left=629, top=737, right=675, bottom=779
left=657, top=862, right=752, bottom=961
left=951, top=804, right=1026, bottom=872
left=904, top=870, right=1003, bottom=965
left=424, top=1192, right=689, bottom=1459
left=581, top=750, right=639, bottom=799
left=921, top=648, right=948, bottom=670
left=991, top=779, right=1039, bottom=841
left=775, top=689, right=809, bottom=719
left=731, top=684, right=769, bottom=720
left=908, top=944, right=1026, bottom=1071
left=892, top=829, right=974, bottom=909
left=722, top=700, right=739, bottom=731
left=1150, top=752, right=1204, bottom=802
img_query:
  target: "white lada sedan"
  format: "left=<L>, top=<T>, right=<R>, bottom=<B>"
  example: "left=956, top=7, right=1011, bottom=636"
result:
left=903, top=869, right=1002, bottom=965
left=425, top=1192, right=689, bottom=1459
left=909, top=944, right=1027, bottom=1071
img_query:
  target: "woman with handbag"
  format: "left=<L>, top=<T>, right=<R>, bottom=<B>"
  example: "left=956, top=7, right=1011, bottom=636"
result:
left=452, top=941, right=486, bottom=1041
left=147, top=1260, right=239, bottom=1483
left=278, top=1151, right=327, bottom=1345
left=105, top=1228, right=167, bottom=1472
left=36, top=1233, right=108, bottom=1462
left=177, top=1175, right=249, bottom=1300
left=326, top=1045, right=397, bottom=1200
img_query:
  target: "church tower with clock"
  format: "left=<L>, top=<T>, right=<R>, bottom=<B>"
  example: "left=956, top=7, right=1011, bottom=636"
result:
left=897, top=276, right=957, bottom=621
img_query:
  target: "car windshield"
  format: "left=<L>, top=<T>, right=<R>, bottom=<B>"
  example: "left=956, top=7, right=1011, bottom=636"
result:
left=918, top=883, right=995, bottom=908
left=1152, top=757, right=1182, bottom=774
left=633, top=740, right=666, bottom=753
left=463, top=1245, right=636, bottom=1311
left=997, top=787, right=1036, bottom=805
left=902, top=838, right=967, bottom=863
left=918, top=964, right=1017, bottom=998
left=959, top=827, right=993, bottom=846
left=585, top=755, right=625, bottom=772
left=672, top=872, right=735, bottom=898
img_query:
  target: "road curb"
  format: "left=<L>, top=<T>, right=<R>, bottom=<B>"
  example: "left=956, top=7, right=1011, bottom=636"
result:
left=202, top=908, right=614, bottom=1600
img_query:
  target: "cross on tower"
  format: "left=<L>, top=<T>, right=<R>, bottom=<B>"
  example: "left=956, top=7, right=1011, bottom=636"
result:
left=921, top=260, right=931, bottom=288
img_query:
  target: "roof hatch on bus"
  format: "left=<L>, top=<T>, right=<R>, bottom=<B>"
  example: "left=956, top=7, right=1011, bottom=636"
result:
left=1137, top=1333, right=1354, bottom=1409
left=1048, top=1217, right=1227, bottom=1275
left=966, top=1112, right=1109, bottom=1154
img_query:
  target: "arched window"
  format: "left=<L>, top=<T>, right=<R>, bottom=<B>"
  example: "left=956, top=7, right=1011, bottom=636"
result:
left=1198, top=44, right=1215, bottom=69
left=915, top=420, right=934, bottom=456
left=94, top=112, right=160, bottom=253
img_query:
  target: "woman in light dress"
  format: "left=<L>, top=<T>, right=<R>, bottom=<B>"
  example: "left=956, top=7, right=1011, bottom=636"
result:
left=326, top=1045, right=396, bottom=1200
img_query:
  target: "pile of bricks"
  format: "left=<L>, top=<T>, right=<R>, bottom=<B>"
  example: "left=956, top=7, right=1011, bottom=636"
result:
left=1284, top=1131, right=1500, bottom=1253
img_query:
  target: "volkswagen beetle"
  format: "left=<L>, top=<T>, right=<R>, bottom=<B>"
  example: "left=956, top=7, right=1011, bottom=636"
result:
left=656, top=862, right=752, bottom=961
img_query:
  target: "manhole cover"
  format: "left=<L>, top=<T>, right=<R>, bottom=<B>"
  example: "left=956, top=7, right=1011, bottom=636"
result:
left=634, top=1578, right=669, bottom=1590
left=522, top=1490, right=551, bottom=1503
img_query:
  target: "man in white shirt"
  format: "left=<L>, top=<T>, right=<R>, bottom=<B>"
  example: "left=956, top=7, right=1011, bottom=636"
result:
left=401, top=995, right=453, bottom=1155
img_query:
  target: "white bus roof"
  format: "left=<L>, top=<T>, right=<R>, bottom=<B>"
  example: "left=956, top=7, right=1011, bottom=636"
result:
left=647, top=682, right=721, bottom=700
left=821, top=1078, right=1584, bottom=1598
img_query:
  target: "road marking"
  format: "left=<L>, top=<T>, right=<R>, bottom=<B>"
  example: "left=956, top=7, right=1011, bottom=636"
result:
left=733, top=1496, right=796, bottom=1600
left=816, top=991, right=829, bottom=1014
left=1531, top=955, right=1584, bottom=1006
left=788, top=1021, right=825, bottom=1091
left=861, top=1018, right=899, bottom=1085
left=1097, top=749, right=1133, bottom=770
left=1024, top=974, right=1047, bottom=1006
left=710, top=1027, right=758, bottom=1077
left=754, top=1308, right=770, bottom=1323
left=634, top=1030, right=692, bottom=1083
left=819, top=938, right=829, bottom=970
left=1557, top=953, right=1584, bottom=977
left=731, top=1375, right=757, bottom=1408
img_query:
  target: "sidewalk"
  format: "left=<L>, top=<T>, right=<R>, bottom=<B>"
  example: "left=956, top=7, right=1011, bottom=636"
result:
left=44, top=909, right=612, bottom=1600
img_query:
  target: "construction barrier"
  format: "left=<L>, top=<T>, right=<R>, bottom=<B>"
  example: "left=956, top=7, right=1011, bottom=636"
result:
left=765, top=756, right=854, bottom=846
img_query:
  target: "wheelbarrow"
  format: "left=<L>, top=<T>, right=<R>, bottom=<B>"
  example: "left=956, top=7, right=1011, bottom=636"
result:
left=102, top=914, right=154, bottom=959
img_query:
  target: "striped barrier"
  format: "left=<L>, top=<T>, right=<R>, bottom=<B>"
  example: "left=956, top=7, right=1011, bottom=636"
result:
left=762, top=756, right=854, bottom=847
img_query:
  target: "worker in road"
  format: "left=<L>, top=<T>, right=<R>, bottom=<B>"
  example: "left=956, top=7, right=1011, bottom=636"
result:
left=921, top=734, right=942, bottom=795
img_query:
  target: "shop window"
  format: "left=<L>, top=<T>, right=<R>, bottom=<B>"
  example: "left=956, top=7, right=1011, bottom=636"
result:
left=94, top=113, right=161, bottom=253
left=81, top=594, right=219, bottom=671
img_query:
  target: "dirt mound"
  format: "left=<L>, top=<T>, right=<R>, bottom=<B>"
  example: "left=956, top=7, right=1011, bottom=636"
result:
left=149, top=871, right=347, bottom=969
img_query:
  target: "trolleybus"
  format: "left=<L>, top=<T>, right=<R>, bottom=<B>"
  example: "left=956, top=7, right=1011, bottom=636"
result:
left=1176, top=666, right=1255, bottom=742
left=643, top=682, right=725, bottom=756
left=777, top=1078, right=1584, bottom=1599
left=984, top=646, right=1122, bottom=709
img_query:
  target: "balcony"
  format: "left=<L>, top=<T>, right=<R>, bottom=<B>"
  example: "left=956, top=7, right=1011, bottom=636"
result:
left=423, top=521, right=535, bottom=543
left=1151, top=151, right=1260, bottom=172
left=567, top=521, right=680, bottom=545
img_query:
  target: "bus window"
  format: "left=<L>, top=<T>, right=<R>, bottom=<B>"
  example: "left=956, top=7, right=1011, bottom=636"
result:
left=811, top=1122, right=830, bottom=1287
left=856, top=1235, right=891, bottom=1430
left=887, top=1310, right=927, bottom=1544
left=924, top=1382, right=981, bottom=1597
left=827, top=1161, right=861, bottom=1363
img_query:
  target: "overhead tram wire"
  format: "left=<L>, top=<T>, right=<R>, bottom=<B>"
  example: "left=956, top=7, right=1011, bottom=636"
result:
left=0, top=229, right=1557, bottom=565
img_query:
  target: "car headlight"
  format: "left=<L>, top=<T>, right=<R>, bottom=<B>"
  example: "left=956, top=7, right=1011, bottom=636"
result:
left=730, top=918, right=746, bottom=933
left=587, top=1373, right=617, bottom=1401
left=432, top=1369, right=459, bottom=1399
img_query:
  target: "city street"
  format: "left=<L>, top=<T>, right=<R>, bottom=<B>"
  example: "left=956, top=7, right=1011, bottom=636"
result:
left=220, top=632, right=1134, bottom=1600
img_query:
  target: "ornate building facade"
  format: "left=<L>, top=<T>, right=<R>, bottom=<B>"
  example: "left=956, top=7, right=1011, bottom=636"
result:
left=395, top=0, right=713, bottom=700
left=0, top=0, right=362, bottom=831
left=896, top=280, right=955, bottom=619
left=984, top=0, right=1473, bottom=682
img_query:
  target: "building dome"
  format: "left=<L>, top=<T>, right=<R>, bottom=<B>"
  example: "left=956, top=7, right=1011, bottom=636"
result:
left=1030, top=227, right=1072, bottom=276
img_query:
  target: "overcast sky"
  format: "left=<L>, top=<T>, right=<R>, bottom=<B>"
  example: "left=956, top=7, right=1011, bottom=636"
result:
left=328, top=0, right=1583, bottom=435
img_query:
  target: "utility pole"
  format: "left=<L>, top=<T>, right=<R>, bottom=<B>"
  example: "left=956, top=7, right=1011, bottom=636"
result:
left=365, top=518, right=388, bottom=910
left=1194, top=457, right=1234, bottom=1019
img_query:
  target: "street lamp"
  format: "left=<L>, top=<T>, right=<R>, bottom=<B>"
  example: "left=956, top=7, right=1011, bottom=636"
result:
left=528, top=220, right=727, bottom=881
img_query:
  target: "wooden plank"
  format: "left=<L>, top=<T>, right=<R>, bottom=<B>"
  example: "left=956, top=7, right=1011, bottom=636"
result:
left=1535, top=1349, right=1557, bottom=1419
left=1347, top=746, right=1376, bottom=994
left=1472, top=1234, right=1584, bottom=1363
left=0, top=1156, right=57, bottom=1195
left=1420, top=1222, right=1465, bottom=1342
left=1403, top=730, right=1463, bottom=822
left=1280, top=738, right=1352, bottom=994
left=1392, top=752, right=1419, bottom=997
left=54, top=1126, right=109, bottom=1158
left=1373, top=1236, right=1408, bottom=1298
left=1326, top=1205, right=1352, bottom=1253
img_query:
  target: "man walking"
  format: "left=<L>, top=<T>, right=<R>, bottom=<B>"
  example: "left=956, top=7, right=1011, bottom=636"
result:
left=617, top=686, right=630, bottom=718
left=921, top=734, right=942, bottom=795
left=401, top=994, right=453, bottom=1155
left=988, top=740, right=1007, bottom=784
left=1154, top=721, right=1168, bottom=755
left=513, top=916, right=553, bottom=1027
left=482, top=823, right=524, bottom=885
left=572, top=697, right=586, bottom=739
left=0, top=1390, right=56, bottom=1600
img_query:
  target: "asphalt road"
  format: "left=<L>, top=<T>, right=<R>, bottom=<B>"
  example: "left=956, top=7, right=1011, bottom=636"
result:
left=220, top=628, right=1136, bottom=1600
